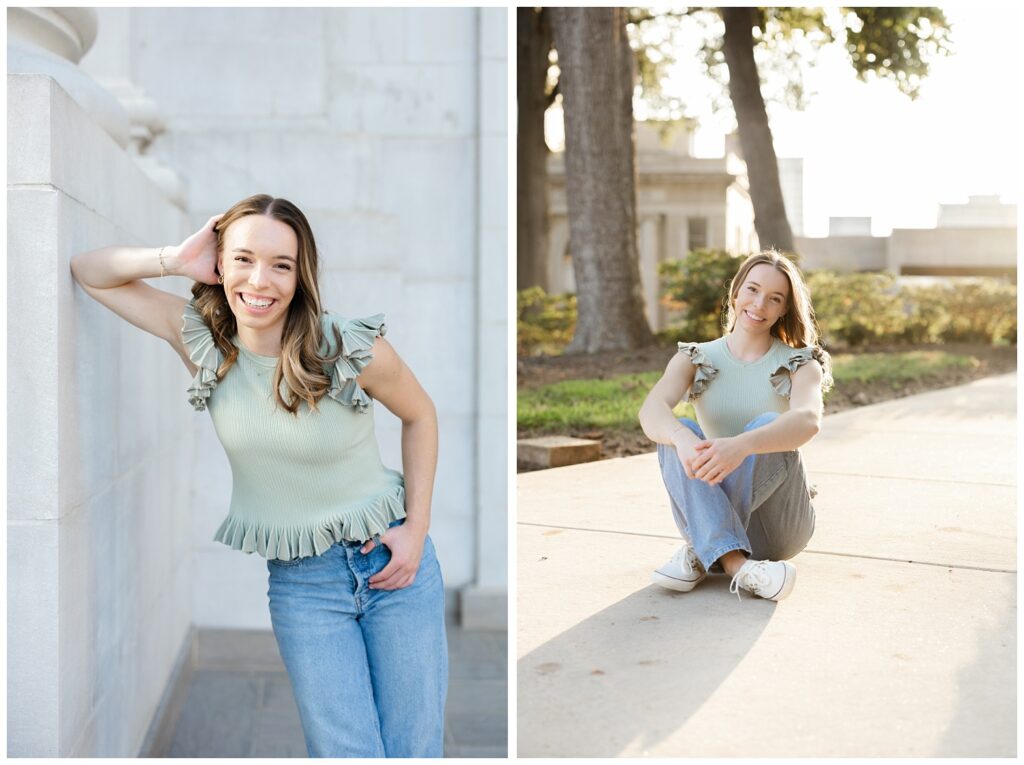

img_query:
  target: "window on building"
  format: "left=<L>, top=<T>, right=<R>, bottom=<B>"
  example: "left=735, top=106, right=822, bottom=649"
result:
left=688, top=217, right=708, bottom=252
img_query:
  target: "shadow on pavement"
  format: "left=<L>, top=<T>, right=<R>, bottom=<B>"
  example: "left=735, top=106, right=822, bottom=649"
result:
left=938, top=574, right=1017, bottom=757
left=518, top=575, right=774, bottom=757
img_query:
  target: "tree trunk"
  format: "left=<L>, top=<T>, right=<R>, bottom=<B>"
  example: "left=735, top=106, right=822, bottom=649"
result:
left=517, top=8, right=552, bottom=291
left=551, top=7, right=654, bottom=353
left=720, top=7, right=796, bottom=254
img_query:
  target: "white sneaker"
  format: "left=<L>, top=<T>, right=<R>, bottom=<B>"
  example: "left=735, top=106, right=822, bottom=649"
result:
left=651, top=544, right=707, bottom=592
left=729, top=559, right=797, bottom=602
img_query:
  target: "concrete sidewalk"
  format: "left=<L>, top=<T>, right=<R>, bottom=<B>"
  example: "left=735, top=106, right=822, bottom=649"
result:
left=517, top=374, right=1016, bottom=757
left=159, top=618, right=506, bottom=757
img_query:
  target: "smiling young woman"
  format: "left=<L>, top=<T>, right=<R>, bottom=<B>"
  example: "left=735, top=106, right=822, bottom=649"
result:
left=70, top=194, right=447, bottom=757
left=638, top=250, right=834, bottom=602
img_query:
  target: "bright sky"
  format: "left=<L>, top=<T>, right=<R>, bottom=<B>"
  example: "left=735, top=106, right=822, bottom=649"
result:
left=548, top=6, right=1020, bottom=237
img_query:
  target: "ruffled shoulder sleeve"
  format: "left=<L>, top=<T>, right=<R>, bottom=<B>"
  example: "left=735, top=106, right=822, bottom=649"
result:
left=769, top=345, right=832, bottom=399
left=181, top=299, right=223, bottom=411
left=322, top=313, right=387, bottom=413
left=677, top=341, right=719, bottom=402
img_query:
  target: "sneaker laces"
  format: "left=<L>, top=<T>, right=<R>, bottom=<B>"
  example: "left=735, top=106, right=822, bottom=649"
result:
left=670, top=546, right=697, bottom=576
left=729, top=561, right=770, bottom=601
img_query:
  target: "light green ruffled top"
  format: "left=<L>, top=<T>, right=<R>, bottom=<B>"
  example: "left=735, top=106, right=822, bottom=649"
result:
left=181, top=299, right=405, bottom=561
left=677, top=336, right=828, bottom=439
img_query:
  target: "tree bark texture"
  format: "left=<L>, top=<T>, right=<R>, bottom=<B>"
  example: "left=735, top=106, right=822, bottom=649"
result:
left=551, top=7, right=654, bottom=353
left=720, top=7, right=796, bottom=254
left=517, top=8, right=552, bottom=291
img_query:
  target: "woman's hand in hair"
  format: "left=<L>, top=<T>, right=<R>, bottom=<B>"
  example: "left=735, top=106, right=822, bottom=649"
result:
left=171, top=214, right=224, bottom=285
left=363, top=522, right=427, bottom=590
left=690, top=436, right=749, bottom=485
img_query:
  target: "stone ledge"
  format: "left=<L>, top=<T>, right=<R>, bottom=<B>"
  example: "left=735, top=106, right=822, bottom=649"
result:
left=518, top=435, right=601, bottom=469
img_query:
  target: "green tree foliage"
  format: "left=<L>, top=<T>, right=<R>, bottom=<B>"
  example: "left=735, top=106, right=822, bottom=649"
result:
left=843, top=7, right=953, bottom=98
left=625, top=6, right=952, bottom=124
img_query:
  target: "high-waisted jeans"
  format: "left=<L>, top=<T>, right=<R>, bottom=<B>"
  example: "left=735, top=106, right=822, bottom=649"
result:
left=266, top=522, right=448, bottom=758
left=656, top=411, right=816, bottom=572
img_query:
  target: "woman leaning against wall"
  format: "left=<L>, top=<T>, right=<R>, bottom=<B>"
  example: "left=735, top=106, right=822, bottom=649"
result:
left=71, top=194, right=447, bottom=758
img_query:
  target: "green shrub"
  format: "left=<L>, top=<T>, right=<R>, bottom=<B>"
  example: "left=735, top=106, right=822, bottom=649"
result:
left=658, top=249, right=746, bottom=342
left=807, top=271, right=907, bottom=347
left=517, top=286, right=576, bottom=356
left=807, top=273, right=1016, bottom=348
left=897, top=284, right=951, bottom=345
left=932, top=280, right=1017, bottom=344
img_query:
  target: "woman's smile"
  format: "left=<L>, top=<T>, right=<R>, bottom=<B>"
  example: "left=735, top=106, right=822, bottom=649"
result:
left=742, top=309, right=767, bottom=324
left=237, top=291, right=279, bottom=314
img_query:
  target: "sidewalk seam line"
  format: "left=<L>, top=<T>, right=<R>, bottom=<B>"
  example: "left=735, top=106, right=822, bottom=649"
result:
left=804, top=470, right=1015, bottom=488
left=517, top=522, right=1016, bottom=574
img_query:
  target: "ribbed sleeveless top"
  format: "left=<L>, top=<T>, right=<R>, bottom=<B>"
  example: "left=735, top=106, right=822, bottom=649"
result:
left=180, top=299, right=404, bottom=561
left=678, top=335, right=827, bottom=439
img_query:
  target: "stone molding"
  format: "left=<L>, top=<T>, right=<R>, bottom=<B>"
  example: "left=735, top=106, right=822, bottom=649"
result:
left=7, top=7, right=130, bottom=147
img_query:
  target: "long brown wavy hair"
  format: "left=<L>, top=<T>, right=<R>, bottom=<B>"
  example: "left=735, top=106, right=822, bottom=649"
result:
left=190, top=194, right=346, bottom=415
left=724, top=250, right=833, bottom=391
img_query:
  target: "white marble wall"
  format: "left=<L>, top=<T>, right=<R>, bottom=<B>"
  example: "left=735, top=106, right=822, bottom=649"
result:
left=7, top=74, right=191, bottom=756
left=80, top=7, right=508, bottom=629
left=466, top=8, right=509, bottom=627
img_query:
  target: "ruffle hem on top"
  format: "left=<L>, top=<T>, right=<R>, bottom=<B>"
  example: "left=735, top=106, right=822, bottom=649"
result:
left=212, top=480, right=406, bottom=560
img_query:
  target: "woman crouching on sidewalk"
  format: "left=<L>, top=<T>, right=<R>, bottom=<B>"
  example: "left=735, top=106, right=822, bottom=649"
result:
left=638, top=250, right=833, bottom=602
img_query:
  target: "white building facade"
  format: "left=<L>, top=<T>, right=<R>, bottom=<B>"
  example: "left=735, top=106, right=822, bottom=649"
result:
left=7, top=7, right=507, bottom=757
left=798, top=196, right=1018, bottom=276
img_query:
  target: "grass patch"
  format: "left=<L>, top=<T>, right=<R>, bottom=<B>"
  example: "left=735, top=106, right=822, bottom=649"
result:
left=829, top=350, right=979, bottom=386
left=518, top=372, right=693, bottom=432
left=518, top=350, right=979, bottom=433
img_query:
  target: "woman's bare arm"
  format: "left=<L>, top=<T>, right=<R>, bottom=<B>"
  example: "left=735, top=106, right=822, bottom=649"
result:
left=69, top=215, right=222, bottom=374
left=71, top=247, right=190, bottom=352
left=639, top=352, right=700, bottom=447
left=735, top=361, right=823, bottom=455
left=356, top=337, right=439, bottom=590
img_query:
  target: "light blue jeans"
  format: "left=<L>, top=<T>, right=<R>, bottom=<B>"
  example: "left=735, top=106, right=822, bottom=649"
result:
left=266, top=521, right=448, bottom=758
left=656, top=412, right=816, bottom=572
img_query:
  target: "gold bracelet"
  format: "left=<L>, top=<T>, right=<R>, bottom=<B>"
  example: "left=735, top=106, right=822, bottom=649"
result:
left=158, top=246, right=167, bottom=278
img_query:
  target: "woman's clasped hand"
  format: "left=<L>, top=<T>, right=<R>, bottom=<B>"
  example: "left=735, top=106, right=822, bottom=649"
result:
left=690, top=436, right=749, bottom=486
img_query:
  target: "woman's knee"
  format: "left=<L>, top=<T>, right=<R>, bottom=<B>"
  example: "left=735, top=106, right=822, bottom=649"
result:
left=743, top=411, right=780, bottom=432
left=769, top=516, right=815, bottom=561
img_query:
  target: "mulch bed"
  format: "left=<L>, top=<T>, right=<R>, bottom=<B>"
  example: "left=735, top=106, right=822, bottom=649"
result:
left=518, top=342, right=1017, bottom=470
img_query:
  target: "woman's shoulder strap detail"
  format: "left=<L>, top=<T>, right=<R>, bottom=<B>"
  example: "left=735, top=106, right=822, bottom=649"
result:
left=769, top=344, right=831, bottom=399
left=323, top=312, right=387, bottom=413
left=181, top=299, right=223, bottom=411
left=676, top=341, right=719, bottom=401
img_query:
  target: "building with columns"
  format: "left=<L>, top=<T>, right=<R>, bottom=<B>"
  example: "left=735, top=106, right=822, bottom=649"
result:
left=7, top=7, right=507, bottom=757
left=546, top=124, right=760, bottom=331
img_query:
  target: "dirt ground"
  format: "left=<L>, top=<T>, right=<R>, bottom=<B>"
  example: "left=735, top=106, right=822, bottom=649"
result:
left=518, top=342, right=1017, bottom=468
